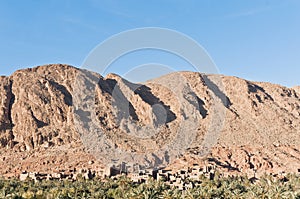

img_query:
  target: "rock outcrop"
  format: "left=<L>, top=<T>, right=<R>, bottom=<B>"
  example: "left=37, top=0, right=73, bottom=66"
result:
left=7, top=65, right=79, bottom=151
left=0, top=64, right=299, bottom=177
left=0, top=76, right=14, bottom=148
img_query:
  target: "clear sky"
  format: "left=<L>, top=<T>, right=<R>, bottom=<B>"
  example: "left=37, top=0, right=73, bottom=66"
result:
left=0, top=0, right=299, bottom=87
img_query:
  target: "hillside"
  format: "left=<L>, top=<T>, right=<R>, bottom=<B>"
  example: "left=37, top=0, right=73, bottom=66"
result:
left=0, top=64, right=300, bottom=178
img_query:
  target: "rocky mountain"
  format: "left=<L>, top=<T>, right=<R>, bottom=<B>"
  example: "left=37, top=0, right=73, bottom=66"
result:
left=0, top=64, right=300, bottom=177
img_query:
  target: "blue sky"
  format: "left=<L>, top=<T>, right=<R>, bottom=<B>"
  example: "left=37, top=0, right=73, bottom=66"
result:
left=0, top=0, right=299, bottom=87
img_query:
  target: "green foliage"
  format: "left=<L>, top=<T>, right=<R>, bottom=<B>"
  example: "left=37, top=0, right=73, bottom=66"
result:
left=0, top=174, right=299, bottom=198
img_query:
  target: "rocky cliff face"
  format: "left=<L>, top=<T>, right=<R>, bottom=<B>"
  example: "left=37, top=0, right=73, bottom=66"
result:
left=4, top=65, right=79, bottom=151
left=0, top=64, right=300, bottom=177
left=0, top=76, right=14, bottom=148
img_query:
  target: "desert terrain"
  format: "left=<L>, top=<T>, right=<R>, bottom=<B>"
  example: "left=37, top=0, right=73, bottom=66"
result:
left=0, top=64, right=299, bottom=178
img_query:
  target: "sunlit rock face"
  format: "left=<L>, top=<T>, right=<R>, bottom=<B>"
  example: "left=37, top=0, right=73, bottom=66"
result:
left=0, top=64, right=300, bottom=177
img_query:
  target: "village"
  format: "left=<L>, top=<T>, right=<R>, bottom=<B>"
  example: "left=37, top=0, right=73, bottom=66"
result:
left=19, top=159, right=298, bottom=191
left=19, top=161, right=219, bottom=191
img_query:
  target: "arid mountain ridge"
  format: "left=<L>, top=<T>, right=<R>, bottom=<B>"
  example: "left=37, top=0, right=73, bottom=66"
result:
left=0, top=64, right=300, bottom=177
